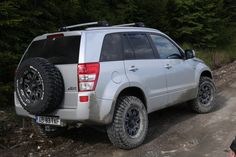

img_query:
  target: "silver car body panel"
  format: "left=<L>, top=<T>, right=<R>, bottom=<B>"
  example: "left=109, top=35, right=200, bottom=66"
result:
left=165, top=59, right=197, bottom=106
left=124, top=59, right=168, bottom=113
left=14, top=27, right=213, bottom=125
left=56, top=64, right=78, bottom=109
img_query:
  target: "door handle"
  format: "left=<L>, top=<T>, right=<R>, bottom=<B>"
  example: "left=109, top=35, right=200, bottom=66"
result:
left=164, top=64, right=172, bottom=69
left=129, top=66, right=139, bottom=72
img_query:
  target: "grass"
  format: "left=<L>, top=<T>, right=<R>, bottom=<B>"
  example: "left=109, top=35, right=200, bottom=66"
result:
left=196, top=48, right=236, bottom=69
left=182, top=42, right=236, bottom=69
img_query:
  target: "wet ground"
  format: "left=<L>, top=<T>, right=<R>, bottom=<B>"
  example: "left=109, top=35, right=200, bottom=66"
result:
left=1, top=61, right=236, bottom=157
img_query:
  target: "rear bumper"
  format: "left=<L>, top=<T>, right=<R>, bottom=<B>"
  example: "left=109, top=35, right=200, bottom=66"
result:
left=14, top=92, right=114, bottom=125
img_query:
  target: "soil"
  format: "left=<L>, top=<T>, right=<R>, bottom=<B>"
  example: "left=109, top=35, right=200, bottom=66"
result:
left=1, top=61, right=236, bottom=157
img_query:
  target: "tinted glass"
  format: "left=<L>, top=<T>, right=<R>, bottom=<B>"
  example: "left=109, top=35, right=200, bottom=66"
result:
left=127, top=33, right=155, bottom=59
left=24, top=36, right=81, bottom=64
left=150, top=34, right=181, bottom=59
left=100, top=34, right=123, bottom=61
left=123, top=35, right=135, bottom=60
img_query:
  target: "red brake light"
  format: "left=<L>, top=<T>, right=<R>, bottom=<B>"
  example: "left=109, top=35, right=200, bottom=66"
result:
left=78, top=63, right=100, bottom=92
left=79, top=96, right=89, bottom=102
left=47, top=33, right=64, bottom=39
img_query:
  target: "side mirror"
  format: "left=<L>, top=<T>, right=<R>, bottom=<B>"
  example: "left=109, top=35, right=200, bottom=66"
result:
left=185, top=49, right=196, bottom=59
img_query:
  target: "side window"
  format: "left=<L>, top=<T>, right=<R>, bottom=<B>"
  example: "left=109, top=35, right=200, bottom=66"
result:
left=150, top=34, right=182, bottom=59
left=123, top=34, right=135, bottom=60
left=127, top=33, right=155, bottom=59
left=100, top=33, right=123, bottom=61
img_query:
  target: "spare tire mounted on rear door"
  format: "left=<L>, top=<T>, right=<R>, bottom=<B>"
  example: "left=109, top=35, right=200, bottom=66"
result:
left=15, top=57, right=64, bottom=115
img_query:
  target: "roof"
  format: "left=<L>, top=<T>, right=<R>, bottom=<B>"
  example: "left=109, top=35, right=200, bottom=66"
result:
left=33, top=26, right=163, bottom=41
left=85, top=26, right=161, bottom=33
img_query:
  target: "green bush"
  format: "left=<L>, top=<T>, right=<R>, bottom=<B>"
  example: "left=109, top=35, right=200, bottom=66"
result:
left=0, top=52, right=20, bottom=107
left=0, top=0, right=235, bottom=108
left=0, top=82, right=14, bottom=107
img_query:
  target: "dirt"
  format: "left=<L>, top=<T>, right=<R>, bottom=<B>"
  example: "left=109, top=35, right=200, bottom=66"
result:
left=213, top=60, right=236, bottom=90
left=1, top=61, right=236, bottom=157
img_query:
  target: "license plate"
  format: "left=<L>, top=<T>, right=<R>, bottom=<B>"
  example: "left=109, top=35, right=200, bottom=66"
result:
left=36, top=116, right=61, bottom=126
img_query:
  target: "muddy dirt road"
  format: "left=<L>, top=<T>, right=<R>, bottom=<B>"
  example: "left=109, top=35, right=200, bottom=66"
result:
left=1, top=61, right=236, bottom=157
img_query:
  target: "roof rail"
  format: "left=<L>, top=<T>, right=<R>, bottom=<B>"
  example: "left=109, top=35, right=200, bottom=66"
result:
left=112, top=22, right=145, bottom=27
left=59, top=21, right=109, bottom=31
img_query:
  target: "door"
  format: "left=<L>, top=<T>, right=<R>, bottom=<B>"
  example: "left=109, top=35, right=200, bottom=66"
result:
left=149, top=34, right=196, bottom=105
left=24, top=35, right=81, bottom=109
left=122, top=33, right=168, bottom=112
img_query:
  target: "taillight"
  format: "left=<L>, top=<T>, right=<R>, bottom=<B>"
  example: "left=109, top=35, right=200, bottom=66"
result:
left=79, top=96, right=89, bottom=102
left=78, top=63, right=100, bottom=92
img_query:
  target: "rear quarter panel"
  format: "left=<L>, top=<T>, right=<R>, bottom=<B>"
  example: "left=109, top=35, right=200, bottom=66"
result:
left=95, top=61, right=130, bottom=100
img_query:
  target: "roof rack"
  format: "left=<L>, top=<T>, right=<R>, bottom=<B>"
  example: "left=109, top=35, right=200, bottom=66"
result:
left=59, top=21, right=109, bottom=31
left=59, top=21, right=145, bottom=31
left=112, top=22, right=145, bottom=27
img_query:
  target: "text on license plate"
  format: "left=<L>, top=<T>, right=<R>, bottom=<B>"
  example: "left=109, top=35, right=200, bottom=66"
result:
left=36, top=116, right=61, bottom=126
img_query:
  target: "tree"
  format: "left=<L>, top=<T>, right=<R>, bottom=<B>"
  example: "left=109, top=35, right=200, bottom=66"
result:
left=0, top=0, right=235, bottom=107
left=166, top=0, right=229, bottom=48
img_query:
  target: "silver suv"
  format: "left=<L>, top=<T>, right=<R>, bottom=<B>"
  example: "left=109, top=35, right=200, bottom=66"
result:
left=14, top=22, right=216, bottom=149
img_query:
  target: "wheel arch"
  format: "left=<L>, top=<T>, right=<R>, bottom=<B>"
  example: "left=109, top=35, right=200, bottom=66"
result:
left=195, top=63, right=213, bottom=85
left=117, top=87, right=147, bottom=109
left=107, top=86, right=148, bottom=124
left=200, top=70, right=213, bottom=79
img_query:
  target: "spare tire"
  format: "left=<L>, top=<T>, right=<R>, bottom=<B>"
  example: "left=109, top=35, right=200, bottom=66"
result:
left=15, top=57, right=64, bottom=115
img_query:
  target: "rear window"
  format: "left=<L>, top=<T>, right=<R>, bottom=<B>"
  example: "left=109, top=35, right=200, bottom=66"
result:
left=24, top=36, right=81, bottom=64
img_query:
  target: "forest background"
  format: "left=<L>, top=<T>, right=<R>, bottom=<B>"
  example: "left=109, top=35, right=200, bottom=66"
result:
left=0, top=0, right=235, bottom=106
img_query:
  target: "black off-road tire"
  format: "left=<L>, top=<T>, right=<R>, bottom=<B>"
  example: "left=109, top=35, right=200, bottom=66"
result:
left=107, top=96, right=148, bottom=149
left=190, top=76, right=216, bottom=113
left=31, top=120, right=67, bottom=138
left=15, top=57, right=64, bottom=115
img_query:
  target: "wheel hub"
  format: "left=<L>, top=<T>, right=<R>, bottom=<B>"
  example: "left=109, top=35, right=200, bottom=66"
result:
left=20, top=68, right=44, bottom=102
left=125, top=107, right=141, bottom=137
left=199, top=83, right=213, bottom=105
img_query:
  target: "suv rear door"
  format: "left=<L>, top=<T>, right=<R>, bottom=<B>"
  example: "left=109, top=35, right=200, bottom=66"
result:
left=22, top=33, right=81, bottom=109
left=123, top=32, right=168, bottom=112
